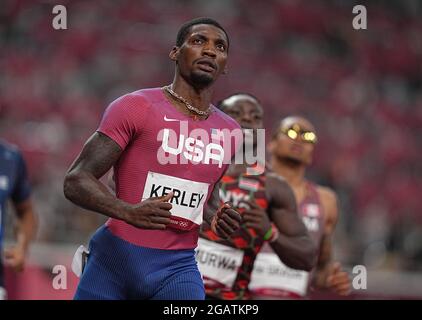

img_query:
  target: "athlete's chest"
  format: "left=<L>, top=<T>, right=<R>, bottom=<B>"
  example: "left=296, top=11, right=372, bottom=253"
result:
left=125, top=107, right=233, bottom=183
left=299, top=202, right=324, bottom=234
left=214, top=176, right=268, bottom=249
left=294, top=185, right=325, bottom=235
left=219, top=175, right=268, bottom=211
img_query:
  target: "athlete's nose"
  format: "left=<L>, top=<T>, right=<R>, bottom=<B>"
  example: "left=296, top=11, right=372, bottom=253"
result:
left=202, top=44, right=217, bottom=58
left=240, top=112, right=253, bottom=125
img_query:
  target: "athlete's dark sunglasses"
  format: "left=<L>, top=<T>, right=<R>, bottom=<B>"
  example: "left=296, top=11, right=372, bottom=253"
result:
left=279, top=123, right=317, bottom=144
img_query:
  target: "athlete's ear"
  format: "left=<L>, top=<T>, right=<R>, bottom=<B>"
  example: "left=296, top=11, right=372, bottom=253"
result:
left=169, top=46, right=179, bottom=61
left=222, top=65, right=228, bottom=75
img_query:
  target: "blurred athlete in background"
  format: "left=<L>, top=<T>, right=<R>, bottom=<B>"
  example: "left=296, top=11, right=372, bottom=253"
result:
left=249, top=116, right=351, bottom=298
left=0, top=140, right=38, bottom=300
left=197, top=94, right=316, bottom=300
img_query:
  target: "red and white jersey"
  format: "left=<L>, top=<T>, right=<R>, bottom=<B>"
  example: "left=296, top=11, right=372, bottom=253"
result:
left=97, top=87, right=241, bottom=250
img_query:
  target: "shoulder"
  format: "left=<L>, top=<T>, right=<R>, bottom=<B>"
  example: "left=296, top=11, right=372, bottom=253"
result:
left=101, top=88, right=161, bottom=125
left=316, top=185, right=338, bottom=206
left=266, top=172, right=289, bottom=189
left=265, top=172, right=295, bottom=205
left=212, top=107, right=241, bottom=130
left=0, top=140, right=22, bottom=159
left=109, top=87, right=159, bottom=109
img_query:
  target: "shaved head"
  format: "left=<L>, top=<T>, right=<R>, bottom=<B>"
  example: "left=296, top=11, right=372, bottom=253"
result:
left=279, top=116, right=316, bottom=135
left=218, top=93, right=262, bottom=113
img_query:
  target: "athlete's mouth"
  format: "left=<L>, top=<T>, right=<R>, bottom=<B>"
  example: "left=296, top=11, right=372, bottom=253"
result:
left=196, top=59, right=217, bottom=72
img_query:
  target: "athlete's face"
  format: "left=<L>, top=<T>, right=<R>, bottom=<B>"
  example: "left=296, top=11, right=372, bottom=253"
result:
left=222, top=95, right=263, bottom=147
left=170, top=24, right=228, bottom=88
left=223, top=96, right=263, bottom=130
left=270, top=117, right=316, bottom=166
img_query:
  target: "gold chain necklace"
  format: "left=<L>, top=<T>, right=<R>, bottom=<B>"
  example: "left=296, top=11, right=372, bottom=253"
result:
left=164, top=85, right=213, bottom=118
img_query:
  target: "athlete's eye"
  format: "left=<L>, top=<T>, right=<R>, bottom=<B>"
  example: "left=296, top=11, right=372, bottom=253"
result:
left=216, top=44, right=226, bottom=52
left=193, top=38, right=203, bottom=45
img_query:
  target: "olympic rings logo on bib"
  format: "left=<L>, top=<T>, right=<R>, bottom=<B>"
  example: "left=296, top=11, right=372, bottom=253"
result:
left=142, top=172, right=209, bottom=231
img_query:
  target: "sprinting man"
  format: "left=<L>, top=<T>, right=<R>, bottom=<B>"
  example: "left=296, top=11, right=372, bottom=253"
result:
left=197, top=94, right=316, bottom=300
left=64, top=17, right=242, bottom=300
left=249, top=116, right=351, bottom=298
left=0, top=140, right=37, bottom=300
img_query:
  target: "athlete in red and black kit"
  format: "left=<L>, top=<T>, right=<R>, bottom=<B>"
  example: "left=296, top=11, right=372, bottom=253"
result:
left=64, top=18, right=242, bottom=300
left=197, top=94, right=316, bottom=300
left=250, top=116, right=351, bottom=298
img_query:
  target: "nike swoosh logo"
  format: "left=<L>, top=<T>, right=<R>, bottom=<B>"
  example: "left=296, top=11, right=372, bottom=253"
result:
left=164, top=115, right=181, bottom=122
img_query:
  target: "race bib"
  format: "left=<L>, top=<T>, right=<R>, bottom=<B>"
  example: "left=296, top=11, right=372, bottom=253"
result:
left=196, top=238, right=244, bottom=288
left=142, top=172, right=209, bottom=231
left=250, top=252, right=309, bottom=297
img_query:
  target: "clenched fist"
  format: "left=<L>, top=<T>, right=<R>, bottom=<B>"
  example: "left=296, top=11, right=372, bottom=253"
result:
left=241, top=200, right=272, bottom=238
left=211, top=202, right=242, bottom=239
left=122, top=192, right=173, bottom=230
left=325, top=262, right=351, bottom=296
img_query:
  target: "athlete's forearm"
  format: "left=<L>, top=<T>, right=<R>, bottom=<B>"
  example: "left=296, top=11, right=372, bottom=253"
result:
left=311, top=238, right=333, bottom=289
left=203, top=203, right=222, bottom=236
left=203, top=202, right=219, bottom=226
left=270, top=234, right=317, bottom=271
left=64, top=170, right=129, bottom=221
left=14, top=202, right=37, bottom=253
left=203, top=183, right=220, bottom=226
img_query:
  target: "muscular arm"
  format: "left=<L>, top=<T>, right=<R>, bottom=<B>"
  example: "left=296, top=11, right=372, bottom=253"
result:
left=63, top=132, right=128, bottom=220
left=203, top=182, right=221, bottom=227
left=64, top=132, right=174, bottom=230
left=4, top=198, right=38, bottom=272
left=266, top=174, right=317, bottom=271
left=313, top=187, right=340, bottom=288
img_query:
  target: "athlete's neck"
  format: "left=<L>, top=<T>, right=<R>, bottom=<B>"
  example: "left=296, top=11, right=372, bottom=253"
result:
left=170, top=76, right=213, bottom=112
left=271, top=157, right=306, bottom=189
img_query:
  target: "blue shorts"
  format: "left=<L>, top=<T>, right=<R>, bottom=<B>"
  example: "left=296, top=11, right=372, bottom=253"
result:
left=74, top=225, right=204, bottom=300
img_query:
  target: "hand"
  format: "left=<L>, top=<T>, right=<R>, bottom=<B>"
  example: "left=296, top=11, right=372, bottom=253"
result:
left=122, top=192, right=173, bottom=230
left=241, top=200, right=271, bottom=238
left=4, top=245, right=26, bottom=272
left=325, top=262, right=351, bottom=296
left=212, top=202, right=241, bottom=239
